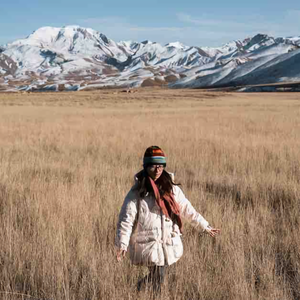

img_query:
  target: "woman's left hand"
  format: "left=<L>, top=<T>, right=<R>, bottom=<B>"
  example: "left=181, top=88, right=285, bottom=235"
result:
left=205, top=226, right=220, bottom=237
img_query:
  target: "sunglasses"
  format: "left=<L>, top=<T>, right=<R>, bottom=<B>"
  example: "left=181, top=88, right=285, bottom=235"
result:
left=148, top=165, right=165, bottom=171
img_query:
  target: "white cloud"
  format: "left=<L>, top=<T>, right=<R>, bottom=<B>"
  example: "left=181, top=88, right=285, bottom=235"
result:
left=2, top=9, right=300, bottom=48
left=176, top=13, right=222, bottom=26
left=286, top=9, right=300, bottom=18
left=79, top=16, right=244, bottom=46
left=80, top=17, right=194, bottom=44
left=176, top=12, right=300, bottom=41
left=79, top=12, right=300, bottom=47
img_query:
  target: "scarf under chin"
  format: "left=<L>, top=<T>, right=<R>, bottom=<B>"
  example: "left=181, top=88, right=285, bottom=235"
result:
left=147, top=175, right=183, bottom=233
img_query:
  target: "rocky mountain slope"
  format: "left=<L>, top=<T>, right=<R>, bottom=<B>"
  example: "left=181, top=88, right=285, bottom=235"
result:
left=1, top=26, right=300, bottom=91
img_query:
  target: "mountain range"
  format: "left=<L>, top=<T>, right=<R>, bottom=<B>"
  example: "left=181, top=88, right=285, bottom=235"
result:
left=1, top=25, right=300, bottom=92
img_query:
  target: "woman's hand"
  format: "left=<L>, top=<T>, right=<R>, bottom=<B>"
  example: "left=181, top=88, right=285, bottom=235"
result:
left=116, top=249, right=127, bottom=262
left=205, top=226, right=220, bottom=237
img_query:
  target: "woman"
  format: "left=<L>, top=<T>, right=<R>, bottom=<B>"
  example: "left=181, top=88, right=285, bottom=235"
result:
left=115, top=146, right=220, bottom=292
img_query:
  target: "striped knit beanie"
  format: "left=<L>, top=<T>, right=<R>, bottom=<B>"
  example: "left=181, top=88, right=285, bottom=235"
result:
left=143, top=146, right=166, bottom=167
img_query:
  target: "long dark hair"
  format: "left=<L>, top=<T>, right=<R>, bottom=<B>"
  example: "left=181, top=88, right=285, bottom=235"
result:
left=135, top=169, right=180, bottom=198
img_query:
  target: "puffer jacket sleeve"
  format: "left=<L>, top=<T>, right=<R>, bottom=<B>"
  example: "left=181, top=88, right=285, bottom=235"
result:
left=115, top=189, right=138, bottom=251
left=173, top=186, right=209, bottom=231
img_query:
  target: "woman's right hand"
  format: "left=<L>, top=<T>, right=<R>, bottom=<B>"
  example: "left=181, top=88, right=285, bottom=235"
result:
left=116, top=249, right=127, bottom=262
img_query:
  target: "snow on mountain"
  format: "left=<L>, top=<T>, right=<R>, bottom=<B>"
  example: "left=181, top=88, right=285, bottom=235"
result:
left=246, top=43, right=296, bottom=60
left=230, top=48, right=300, bottom=86
left=242, top=34, right=275, bottom=51
left=276, top=36, right=300, bottom=46
left=172, top=47, right=300, bottom=89
left=201, top=39, right=246, bottom=59
left=19, top=26, right=129, bottom=61
left=115, top=40, right=211, bottom=70
left=21, top=26, right=62, bottom=46
left=165, top=42, right=188, bottom=50
left=1, top=26, right=300, bottom=92
left=200, top=34, right=277, bottom=62
left=6, top=25, right=130, bottom=73
left=171, top=57, right=250, bottom=88
left=171, top=34, right=300, bottom=89
left=200, top=47, right=222, bottom=58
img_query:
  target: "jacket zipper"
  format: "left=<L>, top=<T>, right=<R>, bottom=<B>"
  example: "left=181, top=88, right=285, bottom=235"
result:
left=160, top=209, right=168, bottom=265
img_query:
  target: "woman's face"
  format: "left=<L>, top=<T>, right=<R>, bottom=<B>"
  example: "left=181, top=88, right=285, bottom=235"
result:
left=146, top=165, right=164, bottom=181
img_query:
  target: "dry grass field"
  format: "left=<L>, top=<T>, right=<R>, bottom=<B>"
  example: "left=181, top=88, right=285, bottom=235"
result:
left=0, top=88, right=300, bottom=300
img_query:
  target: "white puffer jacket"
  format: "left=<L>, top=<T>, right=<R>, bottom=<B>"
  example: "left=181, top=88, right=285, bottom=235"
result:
left=115, top=174, right=210, bottom=266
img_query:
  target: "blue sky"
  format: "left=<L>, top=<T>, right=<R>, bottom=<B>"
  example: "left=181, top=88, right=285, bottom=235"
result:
left=1, top=0, right=300, bottom=47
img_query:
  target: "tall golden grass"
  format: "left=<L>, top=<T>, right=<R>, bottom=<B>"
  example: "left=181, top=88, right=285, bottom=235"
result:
left=0, top=89, right=299, bottom=300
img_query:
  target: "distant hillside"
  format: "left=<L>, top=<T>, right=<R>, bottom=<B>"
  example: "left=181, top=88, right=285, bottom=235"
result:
left=1, top=26, right=300, bottom=91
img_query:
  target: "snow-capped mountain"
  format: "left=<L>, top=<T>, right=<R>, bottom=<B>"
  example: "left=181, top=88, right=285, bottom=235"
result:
left=171, top=34, right=300, bottom=89
left=1, top=26, right=300, bottom=92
